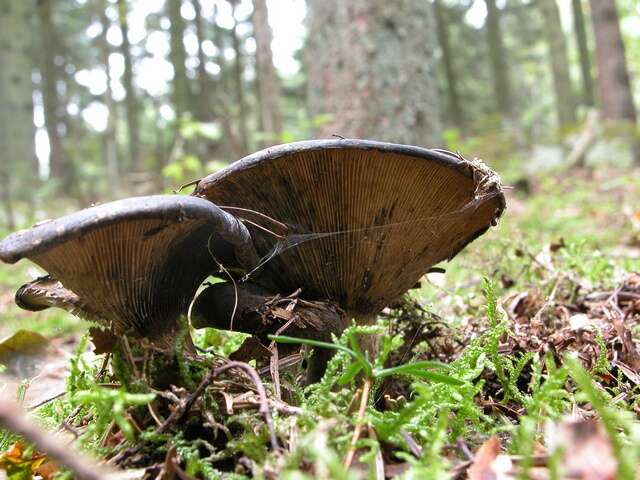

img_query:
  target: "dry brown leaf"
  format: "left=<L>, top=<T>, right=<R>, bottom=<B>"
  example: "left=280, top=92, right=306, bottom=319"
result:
left=547, top=418, right=617, bottom=480
left=468, top=436, right=502, bottom=480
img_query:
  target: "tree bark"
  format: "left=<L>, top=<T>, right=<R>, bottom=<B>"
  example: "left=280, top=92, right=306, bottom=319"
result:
left=117, top=0, right=141, bottom=173
left=484, top=0, right=513, bottom=118
left=168, top=0, right=190, bottom=119
left=0, top=0, right=36, bottom=226
left=307, top=0, right=441, bottom=146
left=230, top=0, right=250, bottom=154
left=539, top=0, right=576, bottom=129
left=572, top=0, right=594, bottom=107
left=37, top=0, right=69, bottom=185
left=588, top=0, right=637, bottom=124
left=98, top=0, right=119, bottom=196
left=252, top=0, right=282, bottom=145
left=434, top=0, right=464, bottom=133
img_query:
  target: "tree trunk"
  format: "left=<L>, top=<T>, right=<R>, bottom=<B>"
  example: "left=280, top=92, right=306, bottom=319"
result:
left=168, top=0, right=190, bottom=119
left=539, top=0, right=576, bottom=129
left=252, top=0, right=282, bottom=145
left=230, top=0, right=250, bottom=154
left=434, top=0, right=464, bottom=133
left=117, top=0, right=141, bottom=173
left=0, top=0, right=36, bottom=226
left=192, top=0, right=213, bottom=121
left=98, top=0, right=119, bottom=196
left=306, top=0, right=441, bottom=146
left=37, top=0, right=69, bottom=185
left=484, top=0, right=513, bottom=118
left=588, top=0, right=637, bottom=124
left=572, top=0, right=594, bottom=107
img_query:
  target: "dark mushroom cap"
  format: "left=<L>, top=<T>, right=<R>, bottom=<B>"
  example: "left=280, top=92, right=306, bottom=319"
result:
left=0, top=195, right=258, bottom=340
left=194, top=139, right=505, bottom=315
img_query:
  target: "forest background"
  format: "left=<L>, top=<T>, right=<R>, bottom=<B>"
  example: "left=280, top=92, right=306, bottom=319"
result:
left=0, top=0, right=638, bottom=217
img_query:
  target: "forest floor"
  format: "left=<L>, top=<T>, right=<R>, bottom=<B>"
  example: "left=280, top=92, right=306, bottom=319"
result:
left=0, top=162, right=640, bottom=479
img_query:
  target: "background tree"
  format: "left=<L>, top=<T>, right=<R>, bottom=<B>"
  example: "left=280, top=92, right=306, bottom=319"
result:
left=306, top=0, right=442, bottom=146
left=539, top=0, right=576, bottom=129
left=572, top=0, right=595, bottom=107
left=484, top=0, right=513, bottom=118
left=167, top=0, right=190, bottom=119
left=229, top=0, right=250, bottom=155
left=434, top=0, right=464, bottom=133
left=117, top=0, right=141, bottom=173
left=38, top=0, right=72, bottom=187
left=97, top=0, right=119, bottom=195
left=588, top=0, right=637, bottom=124
left=0, top=0, right=37, bottom=227
left=253, top=0, right=282, bottom=145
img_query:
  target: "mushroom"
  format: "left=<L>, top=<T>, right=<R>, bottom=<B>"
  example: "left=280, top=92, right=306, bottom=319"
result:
left=191, top=139, right=505, bottom=373
left=0, top=195, right=258, bottom=347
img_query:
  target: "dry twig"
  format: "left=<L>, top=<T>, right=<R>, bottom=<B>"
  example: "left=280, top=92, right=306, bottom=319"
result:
left=0, top=399, right=108, bottom=480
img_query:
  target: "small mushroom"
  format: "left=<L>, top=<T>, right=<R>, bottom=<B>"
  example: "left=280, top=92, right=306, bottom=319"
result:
left=193, top=139, right=504, bottom=316
left=0, top=195, right=258, bottom=346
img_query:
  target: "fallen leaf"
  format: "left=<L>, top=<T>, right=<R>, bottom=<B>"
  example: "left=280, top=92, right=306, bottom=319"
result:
left=0, top=442, right=49, bottom=480
left=546, top=417, right=617, bottom=480
left=468, top=436, right=504, bottom=480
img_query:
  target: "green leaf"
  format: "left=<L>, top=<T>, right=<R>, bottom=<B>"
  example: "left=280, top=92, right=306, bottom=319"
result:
left=268, top=335, right=354, bottom=357
left=375, top=361, right=464, bottom=385
left=337, top=362, right=363, bottom=386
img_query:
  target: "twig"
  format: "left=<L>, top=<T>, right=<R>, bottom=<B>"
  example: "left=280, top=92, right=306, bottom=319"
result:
left=0, top=399, right=108, bottom=480
left=111, top=361, right=280, bottom=465
left=121, top=335, right=140, bottom=378
left=218, top=205, right=288, bottom=232
left=344, top=377, right=372, bottom=468
left=401, top=429, right=423, bottom=458
left=159, top=361, right=279, bottom=449
left=269, top=315, right=299, bottom=400
left=207, top=236, right=239, bottom=331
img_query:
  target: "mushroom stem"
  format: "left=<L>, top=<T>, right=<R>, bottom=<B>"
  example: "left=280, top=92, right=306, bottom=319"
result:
left=191, top=282, right=350, bottom=381
left=191, top=283, right=345, bottom=343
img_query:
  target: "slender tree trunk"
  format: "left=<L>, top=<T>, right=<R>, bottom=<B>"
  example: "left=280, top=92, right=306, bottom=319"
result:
left=434, top=0, right=464, bottom=133
left=117, top=0, right=141, bottom=173
left=484, top=0, right=513, bottom=118
left=252, top=0, right=282, bottom=145
left=0, top=0, right=36, bottom=226
left=539, top=0, right=576, bottom=129
left=205, top=2, right=243, bottom=158
left=307, top=0, right=441, bottom=146
left=192, top=0, right=212, bottom=121
left=98, top=1, right=119, bottom=196
left=168, top=0, right=190, bottom=119
left=572, top=0, right=594, bottom=107
left=37, top=0, right=69, bottom=185
left=230, top=0, right=250, bottom=154
left=588, top=0, right=637, bottom=123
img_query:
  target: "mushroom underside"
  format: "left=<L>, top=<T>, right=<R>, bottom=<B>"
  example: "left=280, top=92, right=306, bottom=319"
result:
left=0, top=196, right=257, bottom=342
left=194, top=141, right=504, bottom=315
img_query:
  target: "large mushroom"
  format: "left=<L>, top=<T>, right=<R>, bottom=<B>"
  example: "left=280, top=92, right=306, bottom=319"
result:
left=191, top=139, right=505, bottom=374
left=0, top=195, right=257, bottom=348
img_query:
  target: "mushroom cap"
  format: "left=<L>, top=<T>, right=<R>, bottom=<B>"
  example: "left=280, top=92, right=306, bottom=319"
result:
left=0, top=195, right=258, bottom=339
left=194, top=139, right=505, bottom=315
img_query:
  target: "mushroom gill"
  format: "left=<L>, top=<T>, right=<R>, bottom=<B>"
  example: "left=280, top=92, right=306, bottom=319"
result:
left=193, top=139, right=505, bottom=318
left=0, top=195, right=258, bottom=344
